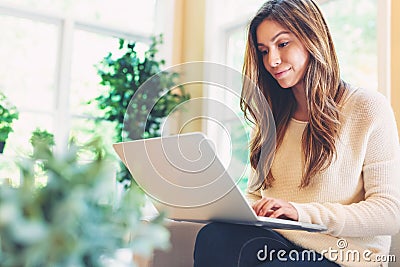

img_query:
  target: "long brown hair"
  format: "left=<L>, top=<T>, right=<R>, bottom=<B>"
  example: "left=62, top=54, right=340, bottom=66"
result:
left=240, top=0, right=347, bottom=190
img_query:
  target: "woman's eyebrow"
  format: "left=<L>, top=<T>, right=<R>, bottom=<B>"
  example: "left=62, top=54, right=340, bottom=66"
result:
left=257, top=31, right=291, bottom=47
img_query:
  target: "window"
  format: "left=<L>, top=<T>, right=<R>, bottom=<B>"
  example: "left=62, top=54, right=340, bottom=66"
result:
left=0, top=1, right=161, bottom=184
left=69, top=29, right=149, bottom=158
left=0, top=14, right=58, bottom=156
left=0, top=0, right=156, bottom=33
left=320, top=0, right=378, bottom=91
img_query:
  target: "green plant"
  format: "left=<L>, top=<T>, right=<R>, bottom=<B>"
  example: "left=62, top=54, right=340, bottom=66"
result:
left=30, top=128, right=55, bottom=148
left=94, top=34, right=189, bottom=141
left=93, top=34, right=189, bottom=184
left=0, top=138, right=169, bottom=267
left=0, top=92, right=19, bottom=144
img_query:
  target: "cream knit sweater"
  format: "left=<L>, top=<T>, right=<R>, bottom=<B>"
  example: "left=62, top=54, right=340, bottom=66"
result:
left=246, top=88, right=400, bottom=267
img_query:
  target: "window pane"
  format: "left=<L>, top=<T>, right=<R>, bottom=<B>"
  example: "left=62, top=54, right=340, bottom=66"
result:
left=0, top=14, right=57, bottom=111
left=320, top=0, right=377, bottom=91
left=226, top=26, right=247, bottom=109
left=226, top=27, right=247, bottom=75
left=208, top=0, right=265, bottom=26
left=73, top=0, right=156, bottom=33
left=1, top=0, right=156, bottom=33
left=4, top=112, right=54, bottom=156
left=0, top=156, right=20, bottom=186
left=70, top=30, right=119, bottom=117
left=70, top=29, right=149, bottom=117
left=69, top=29, right=150, bottom=161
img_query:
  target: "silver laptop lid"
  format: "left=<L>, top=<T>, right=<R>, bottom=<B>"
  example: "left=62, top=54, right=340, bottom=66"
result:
left=113, top=132, right=326, bottom=232
left=113, top=132, right=249, bottom=209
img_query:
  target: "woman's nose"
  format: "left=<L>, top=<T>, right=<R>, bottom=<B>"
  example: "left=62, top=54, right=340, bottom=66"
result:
left=268, top=51, right=281, bottom=67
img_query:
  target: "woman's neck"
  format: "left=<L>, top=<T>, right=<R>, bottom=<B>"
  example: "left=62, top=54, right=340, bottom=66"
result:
left=291, top=85, right=308, bottom=122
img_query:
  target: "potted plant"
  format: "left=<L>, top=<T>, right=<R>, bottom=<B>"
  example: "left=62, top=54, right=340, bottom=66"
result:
left=0, top=92, right=19, bottom=153
left=30, top=128, right=55, bottom=157
left=93, top=34, right=190, bottom=185
left=0, top=137, right=169, bottom=267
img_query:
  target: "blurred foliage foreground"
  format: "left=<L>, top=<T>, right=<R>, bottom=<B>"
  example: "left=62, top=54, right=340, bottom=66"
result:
left=0, top=138, right=169, bottom=267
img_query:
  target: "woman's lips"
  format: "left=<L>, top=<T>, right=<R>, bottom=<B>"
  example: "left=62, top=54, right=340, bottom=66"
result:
left=274, top=68, right=290, bottom=79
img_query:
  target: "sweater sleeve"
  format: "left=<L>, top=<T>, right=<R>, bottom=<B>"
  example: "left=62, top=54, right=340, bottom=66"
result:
left=291, top=93, right=400, bottom=237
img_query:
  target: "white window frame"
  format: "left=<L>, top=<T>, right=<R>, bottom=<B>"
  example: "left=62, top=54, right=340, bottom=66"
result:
left=0, top=1, right=175, bottom=154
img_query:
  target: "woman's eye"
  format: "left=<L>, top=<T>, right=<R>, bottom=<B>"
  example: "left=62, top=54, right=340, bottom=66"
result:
left=278, top=42, right=289, bottom=48
left=259, top=50, right=268, bottom=55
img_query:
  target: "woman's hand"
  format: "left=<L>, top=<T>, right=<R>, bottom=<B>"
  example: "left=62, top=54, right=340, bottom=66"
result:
left=252, top=197, right=299, bottom=221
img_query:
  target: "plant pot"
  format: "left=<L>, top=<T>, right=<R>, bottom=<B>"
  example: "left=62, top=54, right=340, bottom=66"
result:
left=32, top=146, right=53, bottom=159
left=0, top=141, right=5, bottom=153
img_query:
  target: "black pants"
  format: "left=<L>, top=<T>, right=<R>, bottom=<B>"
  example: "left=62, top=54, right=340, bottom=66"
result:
left=194, top=222, right=340, bottom=267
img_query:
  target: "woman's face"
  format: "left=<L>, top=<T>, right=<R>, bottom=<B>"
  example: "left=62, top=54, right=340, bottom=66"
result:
left=256, top=19, right=310, bottom=91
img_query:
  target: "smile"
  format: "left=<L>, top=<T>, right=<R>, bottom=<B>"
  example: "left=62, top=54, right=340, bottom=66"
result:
left=274, top=68, right=291, bottom=79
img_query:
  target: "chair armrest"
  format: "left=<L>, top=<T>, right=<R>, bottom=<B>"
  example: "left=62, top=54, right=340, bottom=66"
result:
left=150, top=220, right=205, bottom=267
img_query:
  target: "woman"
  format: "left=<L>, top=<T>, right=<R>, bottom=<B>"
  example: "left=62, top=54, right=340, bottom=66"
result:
left=194, top=0, right=400, bottom=266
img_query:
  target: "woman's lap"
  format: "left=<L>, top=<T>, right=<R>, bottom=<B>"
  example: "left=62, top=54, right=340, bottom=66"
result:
left=193, top=222, right=339, bottom=267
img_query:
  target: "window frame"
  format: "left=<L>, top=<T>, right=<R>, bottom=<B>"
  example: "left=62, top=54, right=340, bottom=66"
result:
left=0, top=1, right=174, bottom=155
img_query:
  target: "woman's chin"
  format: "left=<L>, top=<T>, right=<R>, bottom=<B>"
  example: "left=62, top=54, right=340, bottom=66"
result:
left=278, top=83, right=293, bottom=89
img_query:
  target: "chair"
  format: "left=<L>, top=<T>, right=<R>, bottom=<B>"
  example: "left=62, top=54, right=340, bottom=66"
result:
left=139, top=222, right=400, bottom=267
left=135, top=220, right=204, bottom=267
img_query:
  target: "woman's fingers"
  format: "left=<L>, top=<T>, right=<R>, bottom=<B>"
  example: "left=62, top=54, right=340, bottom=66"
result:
left=258, top=198, right=277, bottom=216
left=252, top=197, right=275, bottom=216
left=252, top=197, right=298, bottom=221
left=252, top=197, right=271, bottom=215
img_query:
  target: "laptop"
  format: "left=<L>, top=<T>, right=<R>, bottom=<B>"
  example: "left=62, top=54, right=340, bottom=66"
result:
left=113, top=132, right=326, bottom=232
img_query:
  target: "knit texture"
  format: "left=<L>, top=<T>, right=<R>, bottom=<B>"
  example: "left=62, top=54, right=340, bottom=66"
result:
left=246, top=88, right=400, bottom=267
